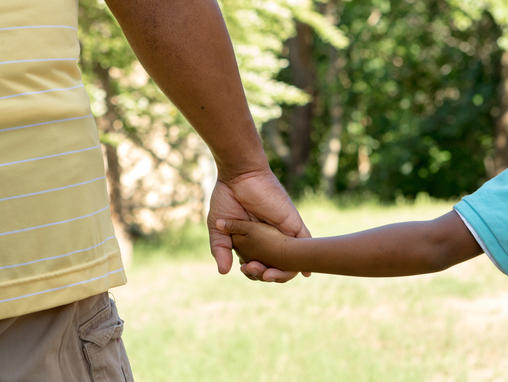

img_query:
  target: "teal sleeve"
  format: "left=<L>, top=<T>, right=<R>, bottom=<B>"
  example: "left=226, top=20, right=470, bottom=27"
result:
left=454, top=169, right=508, bottom=275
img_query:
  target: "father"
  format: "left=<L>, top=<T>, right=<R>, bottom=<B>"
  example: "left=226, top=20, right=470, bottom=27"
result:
left=0, top=0, right=308, bottom=380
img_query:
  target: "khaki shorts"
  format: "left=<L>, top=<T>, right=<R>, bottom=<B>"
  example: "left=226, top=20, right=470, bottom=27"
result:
left=0, top=292, right=133, bottom=382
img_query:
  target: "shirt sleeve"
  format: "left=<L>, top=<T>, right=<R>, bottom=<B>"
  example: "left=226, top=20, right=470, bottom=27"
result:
left=454, top=169, right=508, bottom=275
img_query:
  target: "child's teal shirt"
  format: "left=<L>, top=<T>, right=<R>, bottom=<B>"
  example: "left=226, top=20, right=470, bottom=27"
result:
left=454, top=169, right=508, bottom=275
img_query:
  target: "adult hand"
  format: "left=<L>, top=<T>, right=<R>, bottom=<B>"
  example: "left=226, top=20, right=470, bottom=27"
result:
left=207, top=168, right=311, bottom=282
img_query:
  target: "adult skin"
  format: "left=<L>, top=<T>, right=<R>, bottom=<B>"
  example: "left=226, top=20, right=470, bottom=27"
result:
left=104, top=0, right=310, bottom=282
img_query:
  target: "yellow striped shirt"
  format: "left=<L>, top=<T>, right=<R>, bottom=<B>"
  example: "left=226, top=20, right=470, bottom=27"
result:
left=0, top=0, right=126, bottom=319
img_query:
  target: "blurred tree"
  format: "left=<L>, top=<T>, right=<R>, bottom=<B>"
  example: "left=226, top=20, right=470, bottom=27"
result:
left=320, top=1, right=346, bottom=196
left=498, top=51, right=508, bottom=172
left=263, top=0, right=349, bottom=195
left=449, top=0, right=508, bottom=173
left=269, top=0, right=503, bottom=200
left=351, top=0, right=502, bottom=199
left=287, top=21, right=316, bottom=192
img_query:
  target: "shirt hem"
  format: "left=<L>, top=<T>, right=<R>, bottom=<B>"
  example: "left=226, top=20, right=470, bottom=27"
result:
left=0, top=250, right=116, bottom=288
left=455, top=209, right=506, bottom=274
left=454, top=201, right=508, bottom=275
left=0, top=252, right=126, bottom=320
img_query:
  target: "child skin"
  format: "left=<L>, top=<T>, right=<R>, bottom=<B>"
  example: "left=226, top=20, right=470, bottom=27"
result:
left=216, top=210, right=483, bottom=277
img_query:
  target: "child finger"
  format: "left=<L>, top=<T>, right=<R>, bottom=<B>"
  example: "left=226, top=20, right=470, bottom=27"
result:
left=216, top=219, right=250, bottom=235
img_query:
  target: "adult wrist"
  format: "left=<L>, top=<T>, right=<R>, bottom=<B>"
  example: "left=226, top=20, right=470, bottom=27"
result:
left=215, top=152, right=270, bottom=184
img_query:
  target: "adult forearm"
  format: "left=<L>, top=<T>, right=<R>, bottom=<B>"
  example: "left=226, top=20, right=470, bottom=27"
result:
left=284, top=211, right=482, bottom=277
left=105, top=0, right=268, bottom=180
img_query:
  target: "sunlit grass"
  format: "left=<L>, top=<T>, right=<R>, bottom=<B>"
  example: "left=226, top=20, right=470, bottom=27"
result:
left=115, top=198, right=508, bottom=382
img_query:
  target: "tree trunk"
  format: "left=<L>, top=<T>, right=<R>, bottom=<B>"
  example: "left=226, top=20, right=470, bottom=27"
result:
left=262, top=119, right=290, bottom=165
left=287, top=22, right=315, bottom=193
left=320, top=0, right=344, bottom=196
left=321, top=56, right=345, bottom=195
left=94, top=64, right=133, bottom=267
left=321, top=93, right=343, bottom=195
left=495, top=50, right=508, bottom=173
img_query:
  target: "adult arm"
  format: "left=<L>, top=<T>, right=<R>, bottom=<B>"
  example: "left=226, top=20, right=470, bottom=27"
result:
left=219, top=210, right=483, bottom=277
left=104, top=0, right=310, bottom=280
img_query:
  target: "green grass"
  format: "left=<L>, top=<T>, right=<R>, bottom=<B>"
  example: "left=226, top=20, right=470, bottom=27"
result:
left=114, top=198, right=508, bottom=382
left=132, top=221, right=210, bottom=264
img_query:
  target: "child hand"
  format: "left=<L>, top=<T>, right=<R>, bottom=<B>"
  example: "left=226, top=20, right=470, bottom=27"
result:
left=216, top=219, right=291, bottom=270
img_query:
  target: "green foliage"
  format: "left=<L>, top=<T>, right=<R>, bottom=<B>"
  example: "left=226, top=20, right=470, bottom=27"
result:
left=450, top=0, right=508, bottom=48
left=79, top=0, right=175, bottom=137
left=292, top=4, right=349, bottom=49
left=270, top=0, right=504, bottom=200
left=220, top=0, right=347, bottom=122
left=339, top=0, right=502, bottom=200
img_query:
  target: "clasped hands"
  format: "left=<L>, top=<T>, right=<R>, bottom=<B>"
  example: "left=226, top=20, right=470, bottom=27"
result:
left=217, top=218, right=293, bottom=272
left=207, top=168, right=310, bottom=283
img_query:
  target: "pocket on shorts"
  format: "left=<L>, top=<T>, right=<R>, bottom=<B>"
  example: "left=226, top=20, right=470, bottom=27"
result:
left=79, top=298, right=133, bottom=382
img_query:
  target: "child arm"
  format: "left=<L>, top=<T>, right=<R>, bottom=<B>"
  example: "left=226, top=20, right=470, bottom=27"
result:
left=218, top=210, right=483, bottom=277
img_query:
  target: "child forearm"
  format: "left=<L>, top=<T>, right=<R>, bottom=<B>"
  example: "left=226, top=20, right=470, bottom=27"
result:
left=283, top=211, right=482, bottom=277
